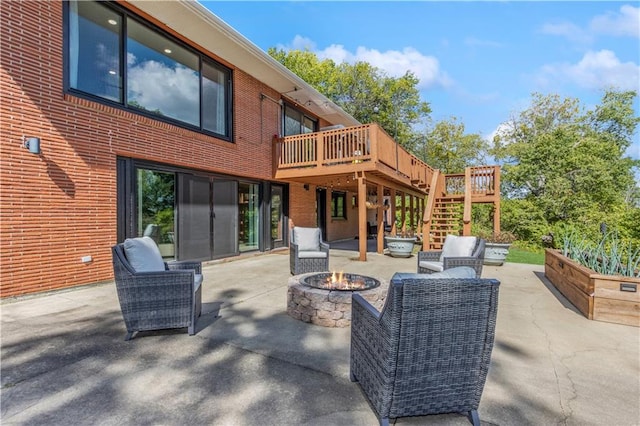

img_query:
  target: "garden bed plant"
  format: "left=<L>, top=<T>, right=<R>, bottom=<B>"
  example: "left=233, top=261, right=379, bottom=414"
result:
left=561, top=231, right=640, bottom=278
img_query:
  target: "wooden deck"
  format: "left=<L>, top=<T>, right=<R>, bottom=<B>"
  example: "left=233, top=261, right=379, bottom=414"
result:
left=273, top=123, right=501, bottom=258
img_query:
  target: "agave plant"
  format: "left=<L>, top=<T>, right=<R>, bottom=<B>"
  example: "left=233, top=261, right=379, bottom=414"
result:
left=561, top=231, right=640, bottom=278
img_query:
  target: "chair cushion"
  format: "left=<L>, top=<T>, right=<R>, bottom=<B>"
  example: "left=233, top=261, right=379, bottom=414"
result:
left=439, top=235, right=477, bottom=262
left=298, top=250, right=328, bottom=259
left=123, top=236, right=165, bottom=272
left=428, top=266, right=477, bottom=278
left=396, top=266, right=477, bottom=281
left=419, top=260, right=444, bottom=272
left=294, top=227, right=321, bottom=251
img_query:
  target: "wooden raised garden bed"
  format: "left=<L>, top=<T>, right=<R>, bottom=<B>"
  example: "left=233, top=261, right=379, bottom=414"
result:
left=544, top=249, right=640, bottom=327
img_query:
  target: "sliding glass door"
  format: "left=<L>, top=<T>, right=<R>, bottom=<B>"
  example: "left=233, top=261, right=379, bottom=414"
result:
left=136, top=169, right=175, bottom=258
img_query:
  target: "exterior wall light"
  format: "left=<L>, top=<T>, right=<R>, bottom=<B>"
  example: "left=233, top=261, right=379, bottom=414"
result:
left=23, top=136, right=41, bottom=155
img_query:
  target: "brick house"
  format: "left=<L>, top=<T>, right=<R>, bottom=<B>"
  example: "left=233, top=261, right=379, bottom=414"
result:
left=1, top=1, right=500, bottom=297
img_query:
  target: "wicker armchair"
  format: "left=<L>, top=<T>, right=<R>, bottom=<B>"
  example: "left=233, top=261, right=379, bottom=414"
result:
left=418, top=236, right=486, bottom=278
left=289, top=226, right=329, bottom=275
left=350, top=268, right=500, bottom=426
left=112, top=237, right=202, bottom=341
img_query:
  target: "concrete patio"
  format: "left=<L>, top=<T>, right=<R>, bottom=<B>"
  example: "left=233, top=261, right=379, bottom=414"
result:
left=1, top=247, right=639, bottom=425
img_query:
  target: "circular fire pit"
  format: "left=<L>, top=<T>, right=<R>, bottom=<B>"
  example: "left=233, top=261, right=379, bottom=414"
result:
left=300, top=272, right=381, bottom=291
left=287, top=272, right=387, bottom=328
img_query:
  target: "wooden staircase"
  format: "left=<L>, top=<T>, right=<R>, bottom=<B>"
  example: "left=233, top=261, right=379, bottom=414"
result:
left=429, top=195, right=465, bottom=248
left=422, top=166, right=501, bottom=250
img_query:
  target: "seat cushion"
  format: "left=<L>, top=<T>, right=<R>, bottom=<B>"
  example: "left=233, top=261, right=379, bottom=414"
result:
left=298, top=250, right=328, bottom=259
left=419, top=260, right=444, bottom=272
left=396, top=266, right=477, bottom=281
left=294, top=227, right=321, bottom=251
left=439, top=235, right=477, bottom=262
left=123, top=236, right=165, bottom=272
left=428, top=266, right=477, bottom=278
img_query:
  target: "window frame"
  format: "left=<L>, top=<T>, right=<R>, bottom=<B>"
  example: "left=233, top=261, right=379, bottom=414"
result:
left=283, top=103, right=318, bottom=136
left=331, top=191, right=347, bottom=219
left=63, top=0, right=233, bottom=141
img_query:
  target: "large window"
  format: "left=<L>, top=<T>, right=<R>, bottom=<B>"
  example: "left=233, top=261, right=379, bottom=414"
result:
left=283, top=104, right=317, bottom=136
left=66, top=0, right=232, bottom=139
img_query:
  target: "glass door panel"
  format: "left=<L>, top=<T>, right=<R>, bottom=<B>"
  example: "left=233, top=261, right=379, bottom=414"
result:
left=270, top=185, right=284, bottom=249
left=136, top=168, right=175, bottom=259
left=238, top=182, right=259, bottom=252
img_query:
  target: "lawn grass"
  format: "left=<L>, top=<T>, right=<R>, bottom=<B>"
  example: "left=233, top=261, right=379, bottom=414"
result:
left=506, top=247, right=545, bottom=265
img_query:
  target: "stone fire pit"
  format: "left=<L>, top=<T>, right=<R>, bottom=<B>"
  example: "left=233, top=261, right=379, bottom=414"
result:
left=287, top=272, right=388, bottom=328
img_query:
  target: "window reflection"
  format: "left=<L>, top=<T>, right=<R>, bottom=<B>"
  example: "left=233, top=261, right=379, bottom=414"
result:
left=68, top=1, right=122, bottom=101
left=66, top=0, right=232, bottom=138
left=137, top=169, right=175, bottom=258
left=239, top=183, right=259, bottom=252
left=203, top=61, right=228, bottom=135
left=127, top=18, right=199, bottom=126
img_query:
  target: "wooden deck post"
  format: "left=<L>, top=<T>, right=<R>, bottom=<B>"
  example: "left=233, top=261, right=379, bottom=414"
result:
left=357, top=175, right=367, bottom=261
left=376, top=183, right=384, bottom=254
left=400, top=193, right=406, bottom=234
left=494, top=166, right=501, bottom=233
left=390, top=188, right=397, bottom=236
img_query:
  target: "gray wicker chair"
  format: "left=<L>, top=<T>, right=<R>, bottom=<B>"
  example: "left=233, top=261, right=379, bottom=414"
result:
left=350, top=268, right=500, bottom=426
left=418, top=236, right=486, bottom=278
left=112, top=237, right=202, bottom=341
left=290, top=226, right=329, bottom=275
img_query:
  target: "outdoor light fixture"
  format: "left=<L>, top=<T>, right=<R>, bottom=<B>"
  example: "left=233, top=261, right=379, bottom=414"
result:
left=23, top=136, right=41, bottom=155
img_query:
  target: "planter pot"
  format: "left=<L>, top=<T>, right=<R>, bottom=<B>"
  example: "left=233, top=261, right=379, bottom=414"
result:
left=384, top=236, right=417, bottom=258
left=544, top=249, right=640, bottom=327
left=483, top=243, right=511, bottom=266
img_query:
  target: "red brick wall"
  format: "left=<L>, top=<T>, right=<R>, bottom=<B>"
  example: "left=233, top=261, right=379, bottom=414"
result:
left=288, top=185, right=359, bottom=242
left=289, top=184, right=317, bottom=228
left=0, top=1, right=281, bottom=297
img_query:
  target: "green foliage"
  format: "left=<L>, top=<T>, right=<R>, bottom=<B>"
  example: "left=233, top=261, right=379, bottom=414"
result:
left=422, top=117, right=489, bottom=173
left=561, top=231, right=640, bottom=277
left=492, top=90, right=640, bottom=247
left=138, top=170, right=175, bottom=243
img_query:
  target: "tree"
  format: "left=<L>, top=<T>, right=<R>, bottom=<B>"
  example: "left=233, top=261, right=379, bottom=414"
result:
left=268, top=48, right=431, bottom=152
left=422, top=117, right=489, bottom=174
left=491, top=90, right=640, bottom=242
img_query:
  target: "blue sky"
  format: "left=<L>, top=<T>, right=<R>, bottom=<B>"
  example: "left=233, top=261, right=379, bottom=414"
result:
left=203, top=1, right=640, bottom=160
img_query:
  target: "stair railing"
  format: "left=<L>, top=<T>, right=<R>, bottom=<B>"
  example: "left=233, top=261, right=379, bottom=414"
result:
left=422, top=170, right=443, bottom=250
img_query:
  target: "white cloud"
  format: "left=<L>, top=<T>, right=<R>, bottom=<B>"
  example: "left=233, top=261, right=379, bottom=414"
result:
left=317, top=44, right=453, bottom=89
left=128, top=59, right=200, bottom=125
left=539, top=21, right=592, bottom=44
left=285, top=35, right=317, bottom=51
left=277, top=35, right=452, bottom=89
left=485, top=122, right=514, bottom=144
left=590, top=5, right=640, bottom=38
left=536, top=49, right=640, bottom=91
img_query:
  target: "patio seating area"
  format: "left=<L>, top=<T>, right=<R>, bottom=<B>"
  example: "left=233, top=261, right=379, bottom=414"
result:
left=1, top=248, right=639, bottom=425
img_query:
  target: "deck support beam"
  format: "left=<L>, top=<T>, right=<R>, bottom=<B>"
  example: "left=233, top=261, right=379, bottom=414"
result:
left=357, top=174, right=367, bottom=261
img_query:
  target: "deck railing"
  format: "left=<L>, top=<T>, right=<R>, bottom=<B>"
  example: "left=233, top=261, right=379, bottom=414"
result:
left=275, top=123, right=435, bottom=189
